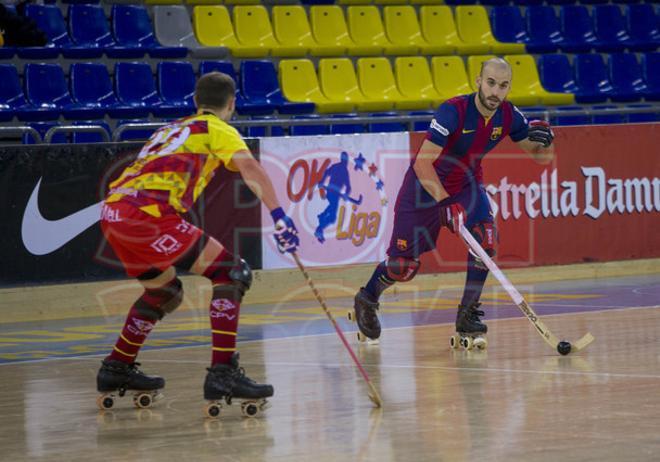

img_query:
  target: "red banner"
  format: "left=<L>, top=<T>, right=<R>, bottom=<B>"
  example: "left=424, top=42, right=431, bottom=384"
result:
left=410, top=124, right=660, bottom=273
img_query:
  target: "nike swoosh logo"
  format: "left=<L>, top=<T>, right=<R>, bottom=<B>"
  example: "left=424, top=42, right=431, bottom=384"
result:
left=21, top=178, right=103, bottom=256
left=462, top=129, right=476, bottom=134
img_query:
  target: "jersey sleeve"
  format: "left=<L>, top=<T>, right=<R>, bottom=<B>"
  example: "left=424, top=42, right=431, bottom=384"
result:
left=426, top=103, right=459, bottom=147
left=509, top=105, right=530, bottom=142
left=209, top=120, right=249, bottom=172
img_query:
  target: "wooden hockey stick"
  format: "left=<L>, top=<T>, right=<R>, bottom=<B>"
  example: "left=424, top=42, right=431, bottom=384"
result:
left=459, top=225, right=595, bottom=355
left=291, top=252, right=383, bottom=408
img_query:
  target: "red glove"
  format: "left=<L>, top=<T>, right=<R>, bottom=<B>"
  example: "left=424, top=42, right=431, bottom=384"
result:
left=439, top=202, right=465, bottom=234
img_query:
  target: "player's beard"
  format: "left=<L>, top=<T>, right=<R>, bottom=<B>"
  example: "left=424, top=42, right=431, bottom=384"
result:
left=478, top=87, right=502, bottom=111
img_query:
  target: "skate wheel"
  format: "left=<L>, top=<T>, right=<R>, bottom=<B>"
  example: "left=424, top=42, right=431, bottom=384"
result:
left=474, top=337, right=488, bottom=350
left=450, top=335, right=460, bottom=349
left=461, top=336, right=474, bottom=351
left=357, top=331, right=367, bottom=343
left=241, top=401, right=259, bottom=418
left=97, top=394, right=114, bottom=410
left=347, top=310, right=355, bottom=322
left=206, top=402, right=222, bottom=419
left=133, top=393, right=153, bottom=409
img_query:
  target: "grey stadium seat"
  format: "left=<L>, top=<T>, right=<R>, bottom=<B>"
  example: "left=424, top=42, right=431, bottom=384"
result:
left=153, top=5, right=228, bottom=59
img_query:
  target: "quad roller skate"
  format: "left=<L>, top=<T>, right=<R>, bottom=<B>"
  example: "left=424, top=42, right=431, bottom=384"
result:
left=96, top=360, right=164, bottom=410
left=450, top=302, right=488, bottom=351
left=204, top=352, right=273, bottom=419
left=347, top=288, right=381, bottom=344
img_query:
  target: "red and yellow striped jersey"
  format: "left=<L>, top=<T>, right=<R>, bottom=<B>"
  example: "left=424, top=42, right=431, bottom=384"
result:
left=106, top=113, right=248, bottom=214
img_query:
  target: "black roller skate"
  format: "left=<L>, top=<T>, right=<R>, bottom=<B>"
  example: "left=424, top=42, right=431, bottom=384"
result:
left=96, top=359, right=165, bottom=410
left=347, top=288, right=381, bottom=344
left=450, top=302, right=488, bottom=351
left=204, top=352, right=273, bottom=419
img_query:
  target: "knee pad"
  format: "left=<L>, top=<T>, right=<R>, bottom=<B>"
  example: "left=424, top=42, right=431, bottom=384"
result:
left=134, top=277, right=183, bottom=320
left=385, top=257, right=421, bottom=282
left=206, top=256, right=252, bottom=300
left=468, top=222, right=497, bottom=270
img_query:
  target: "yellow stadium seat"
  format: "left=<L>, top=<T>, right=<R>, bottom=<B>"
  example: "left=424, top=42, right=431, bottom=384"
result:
left=224, top=0, right=259, bottom=4
left=192, top=6, right=266, bottom=57
left=383, top=6, right=450, bottom=55
left=431, top=56, right=472, bottom=100
left=467, top=54, right=537, bottom=106
left=319, top=59, right=393, bottom=112
left=505, top=54, right=575, bottom=106
left=272, top=6, right=342, bottom=57
left=373, top=0, right=406, bottom=4
left=357, top=58, right=430, bottom=110
left=338, top=0, right=371, bottom=4
left=233, top=6, right=301, bottom=57
left=456, top=6, right=525, bottom=55
left=419, top=6, right=482, bottom=56
left=410, top=0, right=444, bottom=4
left=279, top=59, right=354, bottom=114
left=187, top=0, right=223, bottom=5
left=395, top=57, right=444, bottom=107
left=347, top=6, right=416, bottom=56
left=310, top=6, right=373, bottom=56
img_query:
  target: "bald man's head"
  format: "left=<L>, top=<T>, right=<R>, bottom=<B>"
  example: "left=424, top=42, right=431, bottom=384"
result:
left=476, top=58, right=512, bottom=113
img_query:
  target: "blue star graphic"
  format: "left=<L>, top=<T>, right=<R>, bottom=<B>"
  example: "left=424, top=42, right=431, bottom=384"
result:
left=375, top=180, right=384, bottom=191
left=353, top=153, right=366, bottom=171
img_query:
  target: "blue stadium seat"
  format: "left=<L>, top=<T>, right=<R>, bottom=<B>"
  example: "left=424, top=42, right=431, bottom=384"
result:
left=517, top=0, right=543, bottom=5
left=444, top=0, right=478, bottom=4
left=574, top=54, right=614, bottom=103
left=480, top=0, right=510, bottom=5
left=23, top=122, right=67, bottom=145
left=409, top=110, right=434, bottom=132
left=490, top=7, right=533, bottom=51
left=111, top=5, right=187, bottom=59
left=593, top=5, right=632, bottom=53
left=290, top=115, right=329, bottom=136
left=368, top=112, right=406, bottom=133
left=68, top=5, right=119, bottom=57
left=547, top=0, right=576, bottom=4
left=329, top=114, right=365, bottom=135
left=625, top=4, right=660, bottom=52
left=581, top=0, right=608, bottom=4
left=114, top=62, right=163, bottom=118
left=116, top=120, right=159, bottom=142
left=537, top=54, right=580, bottom=96
left=626, top=104, right=659, bottom=123
left=70, top=63, right=138, bottom=119
left=157, top=62, right=196, bottom=118
left=19, top=4, right=63, bottom=59
left=591, top=105, right=626, bottom=125
left=199, top=61, right=250, bottom=116
left=247, top=116, right=285, bottom=138
left=240, top=60, right=315, bottom=116
left=641, top=52, right=660, bottom=101
left=608, top=53, right=648, bottom=102
left=72, top=120, right=111, bottom=143
left=525, top=6, right=564, bottom=54
left=0, top=64, right=25, bottom=121
left=560, top=5, right=604, bottom=53
left=614, top=0, right=645, bottom=4
left=551, top=106, right=591, bottom=126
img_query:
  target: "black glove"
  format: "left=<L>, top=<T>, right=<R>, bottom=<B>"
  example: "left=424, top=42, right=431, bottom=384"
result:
left=527, top=120, right=554, bottom=148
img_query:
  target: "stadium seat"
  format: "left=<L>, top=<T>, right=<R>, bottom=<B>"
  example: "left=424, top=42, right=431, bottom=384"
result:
left=347, top=6, right=413, bottom=56
left=395, top=57, right=444, bottom=108
left=290, top=114, right=329, bottom=136
left=310, top=6, right=372, bottom=56
left=419, top=6, right=475, bottom=56
left=547, top=0, right=577, bottom=4
left=409, top=0, right=445, bottom=4
left=525, top=6, right=564, bottom=54
left=329, top=114, right=365, bottom=135
left=68, top=4, right=118, bottom=57
left=574, top=54, right=614, bottom=103
left=608, top=53, right=648, bottom=102
left=157, top=62, right=196, bottom=117
left=626, top=104, right=659, bottom=123
left=641, top=52, right=660, bottom=101
left=114, top=62, right=164, bottom=117
left=112, top=5, right=187, bottom=58
left=192, top=6, right=266, bottom=58
left=198, top=60, right=253, bottom=115
left=517, top=0, right=543, bottom=5
left=383, top=6, right=451, bottom=55
left=456, top=6, right=525, bottom=55
left=551, top=106, right=591, bottom=126
left=272, top=5, right=340, bottom=57
left=234, top=5, right=300, bottom=57
left=279, top=59, right=353, bottom=113
left=337, top=0, right=371, bottom=4
left=537, top=54, right=580, bottom=97
left=625, top=4, right=660, bottom=52
left=72, top=120, right=112, bottom=143
left=593, top=5, right=633, bottom=53
left=368, top=112, right=407, bottom=133
left=505, top=54, right=575, bottom=106
left=116, top=120, right=159, bottom=142
left=19, top=4, right=64, bottom=59
left=25, top=63, right=100, bottom=120
left=153, top=5, right=228, bottom=58
left=241, top=60, right=315, bottom=115
left=481, top=0, right=510, bottom=5
left=0, top=64, right=33, bottom=121
left=591, top=105, right=626, bottom=125
left=431, top=56, right=471, bottom=101
left=357, top=58, right=430, bottom=110
left=70, top=63, right=138, bottom=119
left=246, top=116, right=285, bottom=137
left=559, top=5, right=604, bottom=53
left=581, top=0, right=608, bottom=4
left=319, top=58, right=392, bottom=112
left=490, top=6, right=532, bottom=52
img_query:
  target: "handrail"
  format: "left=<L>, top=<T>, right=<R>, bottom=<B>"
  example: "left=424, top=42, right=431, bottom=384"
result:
left=44, top=125, right=111, bottom=143
left=0, top=126, right=41, bottom=144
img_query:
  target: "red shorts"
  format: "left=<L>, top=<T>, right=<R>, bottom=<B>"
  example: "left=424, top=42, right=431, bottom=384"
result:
left=100, top=201, right=203, bottom=278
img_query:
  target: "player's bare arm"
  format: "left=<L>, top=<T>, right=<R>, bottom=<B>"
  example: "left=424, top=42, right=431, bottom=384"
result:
left=231, top=149, right=281, bottom=212
left=413, top=139, right=450, bottom=202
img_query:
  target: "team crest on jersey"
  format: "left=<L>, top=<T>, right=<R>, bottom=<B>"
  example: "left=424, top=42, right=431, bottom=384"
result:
left=396, top=239, right=408, bottom=251
left=490, top=127, right=503, bottom=141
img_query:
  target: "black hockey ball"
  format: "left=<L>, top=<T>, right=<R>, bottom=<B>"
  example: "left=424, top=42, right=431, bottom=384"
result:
left=557, top=341, right=572, bottom=356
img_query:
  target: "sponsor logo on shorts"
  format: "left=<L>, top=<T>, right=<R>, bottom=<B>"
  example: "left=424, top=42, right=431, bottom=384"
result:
left=396, top=238, right=407, bottom=251
left=175, top=220, right=195, bottom=235
left=128, top=318, right=155, bottom=337
left=101, top=205, right=122, bottom=223
left=210, top=299, right=237, bottom=320
left=150, top=234, right=182, bottom=255
left=430, top=119, right=449, bottom=136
